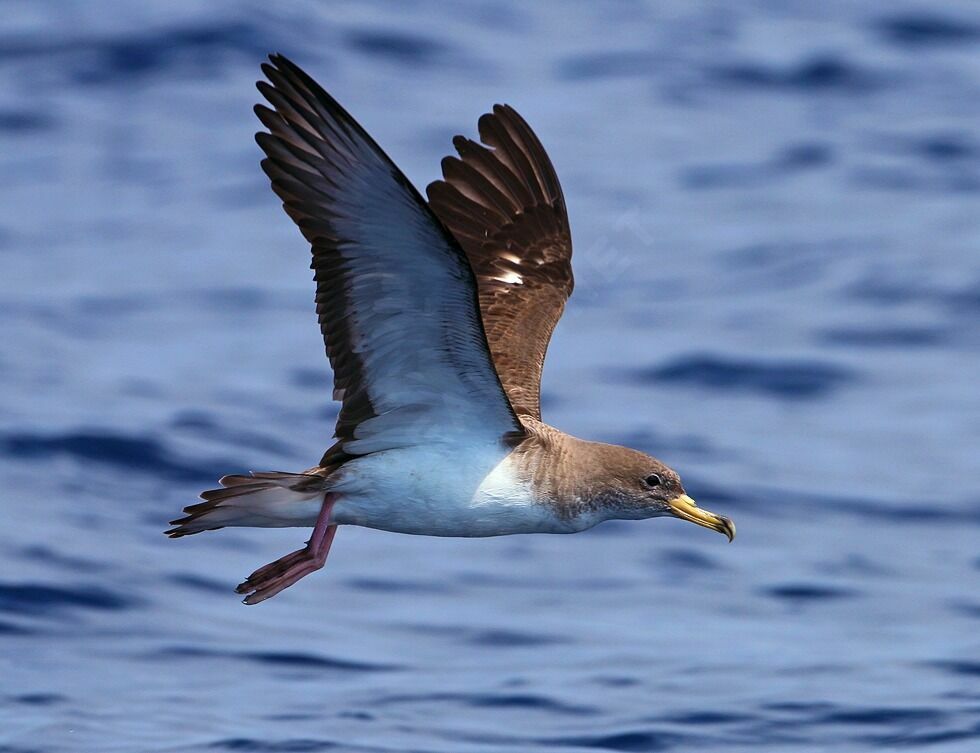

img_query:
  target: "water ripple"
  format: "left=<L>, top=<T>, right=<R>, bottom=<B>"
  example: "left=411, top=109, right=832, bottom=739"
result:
left=709, top=55, right=882, bottom=94
left=1, top=430, right=229, bottom=482
left=930, top=660, right=980, bottom=677
left=0, top=21, right=277, bottom=84
left=631, top=354, right=855, bottom=399
left=152, top=646, right=397, bottom=673
left=344, top=28, right=453, bottom=67
left=818, top=325, right=948, bottom=348
left=763, top=583, right=859, bottom=602
left=544, top=729, right=687, bottom=751
left=207, top=740, right=337, bottom=752
left=0, top=582, right=136, bottom=616
left=874, top=12, right=980, bottom=47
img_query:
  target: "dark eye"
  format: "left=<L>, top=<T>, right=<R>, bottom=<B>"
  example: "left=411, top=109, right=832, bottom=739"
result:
left=644, top=474, right=663, bottom=488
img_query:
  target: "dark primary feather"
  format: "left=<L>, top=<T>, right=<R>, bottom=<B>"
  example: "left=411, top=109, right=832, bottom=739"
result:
left=253, top=55, right=522, bottom=457
left=427, top=105, right=573, bottom=420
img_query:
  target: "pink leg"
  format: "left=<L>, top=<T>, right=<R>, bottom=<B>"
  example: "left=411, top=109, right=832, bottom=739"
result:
left=236, top=493, right=338, bottom=605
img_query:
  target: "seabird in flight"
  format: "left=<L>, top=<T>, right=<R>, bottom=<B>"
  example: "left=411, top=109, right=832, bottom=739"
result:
left=167, top=54, right=735, bottom=604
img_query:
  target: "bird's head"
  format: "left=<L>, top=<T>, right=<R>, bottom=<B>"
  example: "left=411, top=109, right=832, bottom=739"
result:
left=586, top=442, right=735, bottom=541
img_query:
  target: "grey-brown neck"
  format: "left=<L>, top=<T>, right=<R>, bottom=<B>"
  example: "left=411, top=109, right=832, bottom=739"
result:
left=508, top=417, right=671, bottom=521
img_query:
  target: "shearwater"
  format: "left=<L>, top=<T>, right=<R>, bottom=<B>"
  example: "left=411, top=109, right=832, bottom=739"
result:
left=167, top=54, right=734, bottom=604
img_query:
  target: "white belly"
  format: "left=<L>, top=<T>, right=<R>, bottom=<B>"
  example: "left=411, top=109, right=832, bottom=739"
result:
left=327, top=441, right=571, bottom=536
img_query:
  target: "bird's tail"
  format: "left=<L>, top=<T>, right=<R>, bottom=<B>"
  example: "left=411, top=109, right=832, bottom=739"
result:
left=166, top=471, right=327, bottom=537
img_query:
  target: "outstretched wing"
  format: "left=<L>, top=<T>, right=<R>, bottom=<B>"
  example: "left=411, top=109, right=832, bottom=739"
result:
left=426, top=105, right=573, bottom=421
left=255, top=55, right=522, bottom=455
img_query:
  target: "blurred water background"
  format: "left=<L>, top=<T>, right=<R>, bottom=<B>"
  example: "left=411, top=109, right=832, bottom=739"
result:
left=1, top=1, right=979, bottom=751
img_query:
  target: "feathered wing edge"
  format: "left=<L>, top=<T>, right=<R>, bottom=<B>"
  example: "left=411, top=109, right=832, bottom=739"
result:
left=427, top=104, right=573, bottom=420
left=254, top=54, right=523, bottom=454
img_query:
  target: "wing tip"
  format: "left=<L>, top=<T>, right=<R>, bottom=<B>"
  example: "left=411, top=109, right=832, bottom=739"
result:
left=267, top=51, right=289, bottom=68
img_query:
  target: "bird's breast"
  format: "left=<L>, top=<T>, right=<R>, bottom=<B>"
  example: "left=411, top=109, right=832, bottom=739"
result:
left=328, top=441, right=575, bottom=537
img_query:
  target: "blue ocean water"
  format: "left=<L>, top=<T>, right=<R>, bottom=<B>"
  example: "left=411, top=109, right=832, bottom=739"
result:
left=1, top=1, right=979, bottom=751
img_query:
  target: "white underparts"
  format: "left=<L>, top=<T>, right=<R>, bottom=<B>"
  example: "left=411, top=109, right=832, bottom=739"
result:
left=326, top=441, right=573, bottom=537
